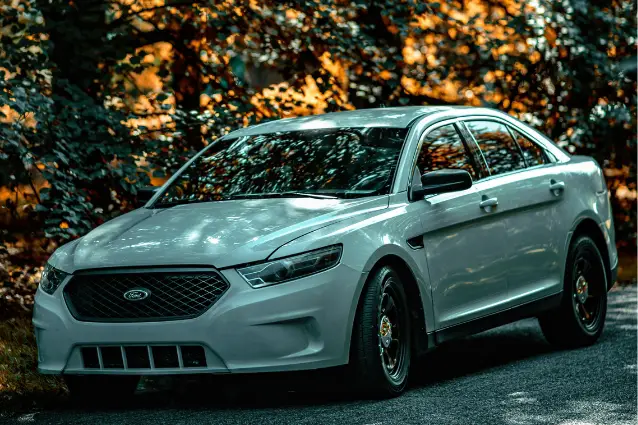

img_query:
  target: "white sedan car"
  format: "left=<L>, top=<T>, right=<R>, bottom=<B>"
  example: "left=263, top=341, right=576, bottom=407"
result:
left=34, top=107, right=617, bottom=399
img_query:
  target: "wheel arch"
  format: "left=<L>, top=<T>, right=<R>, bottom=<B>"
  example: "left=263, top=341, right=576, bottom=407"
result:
left=351, top=252, right=432, bottom=359
left=567, top=217, right=613, bottom=291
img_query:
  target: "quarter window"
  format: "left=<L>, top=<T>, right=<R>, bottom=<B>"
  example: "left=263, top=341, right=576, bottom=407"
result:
left=415, top=124, right=477, bottom=179
left=465, top=120, right=526, bottom=176
left=511, top=128, right=547, bottom=166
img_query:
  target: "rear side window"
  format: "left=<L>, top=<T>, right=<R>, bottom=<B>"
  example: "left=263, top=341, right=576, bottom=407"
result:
left=546, top=150, right=558, bottom=162
left=465, top=120, right=526, bottom=176
left=511, top=128, right=547, bottom=166
left=415, top=124, right=477, bottom=179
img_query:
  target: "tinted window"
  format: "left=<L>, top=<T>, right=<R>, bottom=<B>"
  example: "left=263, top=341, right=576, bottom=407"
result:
left=512, top=129, right=547, bottom=166
left=465, top=120, right=526, bottom=176
left=415, top=124, right=477, bottom=179
left=155, top=127, right=407, bottom=206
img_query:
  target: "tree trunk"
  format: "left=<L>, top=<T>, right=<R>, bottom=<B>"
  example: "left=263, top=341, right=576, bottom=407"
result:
left=171, top=20, right=202, bottom=151
left=37, top=0, right=108, bottom=100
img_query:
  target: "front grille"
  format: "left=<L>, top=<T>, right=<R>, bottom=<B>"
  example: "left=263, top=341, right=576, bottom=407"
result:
left=64, top=270, right=229, bottom=322
left=81, top=345, right=207, bottom=370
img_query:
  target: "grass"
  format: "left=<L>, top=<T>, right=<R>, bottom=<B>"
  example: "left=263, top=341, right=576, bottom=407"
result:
left=0, top=317, right=66, bottom=412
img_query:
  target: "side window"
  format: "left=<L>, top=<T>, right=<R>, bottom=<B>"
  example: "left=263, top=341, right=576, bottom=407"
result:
left=511, top=128, right=547, bottom=166
left=415, top=124, right=477, bottom=180
left=465, top=120, right=526, bottom=176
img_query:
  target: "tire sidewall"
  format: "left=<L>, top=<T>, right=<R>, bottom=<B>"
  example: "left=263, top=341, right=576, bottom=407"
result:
left=378, top=268, right=411, bottom=387
left=351, top=266, right=411, bottom=396
left=565, top=236, right=608, bottom=339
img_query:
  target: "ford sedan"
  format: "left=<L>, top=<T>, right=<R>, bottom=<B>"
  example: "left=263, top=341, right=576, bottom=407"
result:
left=34, top=106, right=617, bottom=398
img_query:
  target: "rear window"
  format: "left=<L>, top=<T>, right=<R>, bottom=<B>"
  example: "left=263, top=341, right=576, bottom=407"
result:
left=465, top=120, right=526, bottom=176
left=511, top=128, right=548, bottom=167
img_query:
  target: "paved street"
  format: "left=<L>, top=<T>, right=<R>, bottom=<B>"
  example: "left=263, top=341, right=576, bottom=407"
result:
left=5, top=286, right=636, bottom=425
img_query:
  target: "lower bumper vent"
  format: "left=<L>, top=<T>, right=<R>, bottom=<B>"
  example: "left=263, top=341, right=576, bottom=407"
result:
left=81, top=345, right=207, bottom=370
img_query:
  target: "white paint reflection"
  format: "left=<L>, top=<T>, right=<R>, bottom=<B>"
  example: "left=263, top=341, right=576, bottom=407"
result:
left=128, top=241, right=161, bottom=248
left=206, top=236, right=220, bottom=245
left=287, top=197, right=341, bottom=210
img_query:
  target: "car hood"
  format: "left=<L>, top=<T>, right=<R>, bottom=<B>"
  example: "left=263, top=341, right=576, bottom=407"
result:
left=50, top=196, right=388, bottom=273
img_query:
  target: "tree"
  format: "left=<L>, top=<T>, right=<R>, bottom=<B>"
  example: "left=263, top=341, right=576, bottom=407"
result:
left=1, top=0, right=635, bottom=248
left=1, top=0, right=151, bottom=240
left=531, top=0, right=637, bottom=246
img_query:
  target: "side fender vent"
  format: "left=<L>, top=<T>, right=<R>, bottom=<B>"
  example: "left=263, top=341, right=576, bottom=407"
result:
left=406, top=236, right=424, bottom=250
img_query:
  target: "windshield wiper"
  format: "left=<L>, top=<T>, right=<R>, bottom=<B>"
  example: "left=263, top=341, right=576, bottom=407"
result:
left=152, top=199, right=208, bottom=208
left=153, top=190, right=368, bottom=207
left=227, top=192, right=339, bottom=200
left=284, top=192, right=339, bottom=199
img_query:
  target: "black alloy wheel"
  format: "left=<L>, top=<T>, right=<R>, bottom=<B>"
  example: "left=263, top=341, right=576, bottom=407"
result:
left=351, top=266, right=411, bottom=397
left=539, top=235, right=608, bottom=348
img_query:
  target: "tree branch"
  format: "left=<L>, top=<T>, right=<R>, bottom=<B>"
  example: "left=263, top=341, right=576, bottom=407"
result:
left=399, top=89, right=457, bottom=106
left=106, top=0, right=205, bottom=30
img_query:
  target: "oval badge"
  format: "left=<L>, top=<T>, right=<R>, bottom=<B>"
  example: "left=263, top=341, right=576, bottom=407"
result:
left=123, top=288, right=150, bottom=301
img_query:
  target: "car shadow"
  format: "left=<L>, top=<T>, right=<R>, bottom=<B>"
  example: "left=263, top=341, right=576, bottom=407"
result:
left=411, top=320, right=553, bottom=386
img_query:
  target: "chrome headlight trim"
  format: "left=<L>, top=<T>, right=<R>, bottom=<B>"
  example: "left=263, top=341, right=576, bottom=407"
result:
left=236, top=245, right=342, bottom=288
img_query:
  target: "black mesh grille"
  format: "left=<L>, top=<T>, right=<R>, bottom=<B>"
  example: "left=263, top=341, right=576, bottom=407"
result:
left=64, top=271, right=229, bottom=322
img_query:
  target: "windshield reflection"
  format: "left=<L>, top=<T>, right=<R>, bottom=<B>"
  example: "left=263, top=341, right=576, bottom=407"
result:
left=154, top=127, right=408, bottom=207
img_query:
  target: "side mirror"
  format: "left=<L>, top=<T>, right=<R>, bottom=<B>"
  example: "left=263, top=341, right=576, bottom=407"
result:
left=136, top=186, right=159, bottom=207
left=411, top=169, right=472, bottom=200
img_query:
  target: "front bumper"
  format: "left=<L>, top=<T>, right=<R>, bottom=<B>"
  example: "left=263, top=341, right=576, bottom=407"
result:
left=609, top=255, right=619, bottom=291
left=33, top=264, right=366, bottom=375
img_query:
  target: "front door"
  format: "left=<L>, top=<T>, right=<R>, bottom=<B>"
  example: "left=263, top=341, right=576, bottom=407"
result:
left=410, top=122, right=509, bottom=330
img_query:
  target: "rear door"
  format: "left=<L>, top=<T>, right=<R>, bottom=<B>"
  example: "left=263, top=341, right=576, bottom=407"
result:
left=461, top=119, right=566, bottom=306
left=410, top=121, right=509, bottom=330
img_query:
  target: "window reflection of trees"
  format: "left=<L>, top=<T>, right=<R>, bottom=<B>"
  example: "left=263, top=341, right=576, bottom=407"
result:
left=465, top=121, right=525, bottom=176
left=512, top=129, right=547, bottom=167
left=416, top=124, right=477, bottom=179
left=159, top=127, right=407, bottom=203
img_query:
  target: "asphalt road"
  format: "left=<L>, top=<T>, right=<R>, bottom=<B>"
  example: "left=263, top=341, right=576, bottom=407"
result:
left=5, top=285, right=636, bottom=425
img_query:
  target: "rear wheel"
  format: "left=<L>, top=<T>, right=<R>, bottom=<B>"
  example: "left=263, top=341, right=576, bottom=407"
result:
left=64, top=375, right=140, bottom=405
left=538, top=235, right=607, bottom=348
left=350, top=266, right=411, bottom=397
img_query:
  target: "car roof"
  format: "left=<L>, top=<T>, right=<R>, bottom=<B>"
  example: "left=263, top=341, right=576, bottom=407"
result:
left=224, top=106, right=571, bottom=162
left=226, top=106, right=467, bottom=137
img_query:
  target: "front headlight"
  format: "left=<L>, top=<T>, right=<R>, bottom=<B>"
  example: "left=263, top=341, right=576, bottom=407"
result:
left=237, top=245, right=342, bottom=288
left=39, top=263, right=69, bottom=295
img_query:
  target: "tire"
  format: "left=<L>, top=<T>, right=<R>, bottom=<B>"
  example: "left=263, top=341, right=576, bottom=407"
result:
left=64, top=375, right=140, bottom=405
left=350, top=266, right=411, bottom=398
left=538, top=235, right=608, bottom=348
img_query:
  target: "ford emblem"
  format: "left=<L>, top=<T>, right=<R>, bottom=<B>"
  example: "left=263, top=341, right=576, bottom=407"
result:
left=123, top=288, right=150, bottom=301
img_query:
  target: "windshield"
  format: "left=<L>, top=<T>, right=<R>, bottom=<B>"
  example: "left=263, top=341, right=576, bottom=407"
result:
left=153, top=127, right=408, bottom=206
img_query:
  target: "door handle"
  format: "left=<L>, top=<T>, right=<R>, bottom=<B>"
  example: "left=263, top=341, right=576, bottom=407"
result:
left=549, top=179, right=565, bottom=193
left=479, top=197, right=498, bottom=209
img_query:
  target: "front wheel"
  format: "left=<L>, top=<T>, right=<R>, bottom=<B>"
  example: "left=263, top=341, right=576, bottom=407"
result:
left=538, top=235, right=608, bottom=348
left=350, top=266, right=411, bottom=397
